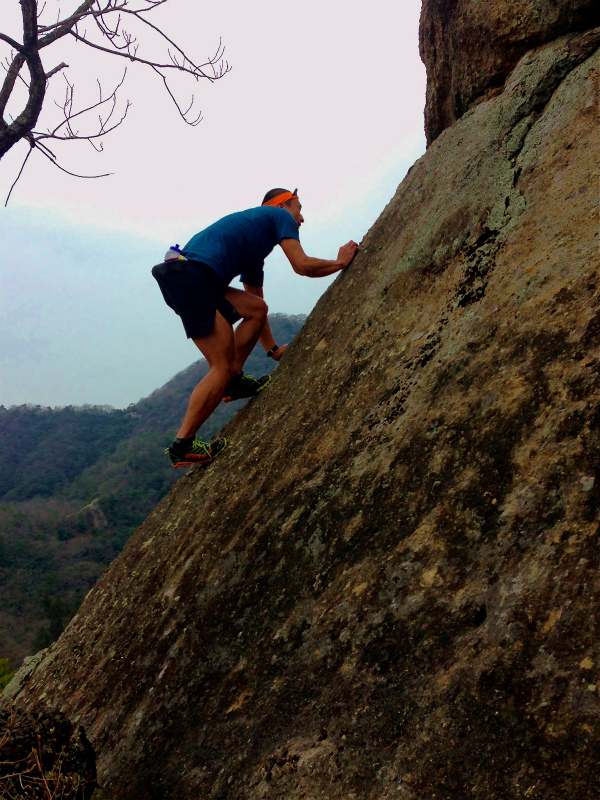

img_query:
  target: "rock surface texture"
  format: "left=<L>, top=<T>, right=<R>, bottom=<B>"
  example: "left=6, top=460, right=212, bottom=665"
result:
left=6, top=12, right=600, bottom=800
left=420, top=0, right=600, bottom=144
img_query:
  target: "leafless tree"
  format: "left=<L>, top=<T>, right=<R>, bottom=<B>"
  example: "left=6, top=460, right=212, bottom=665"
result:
left=0, top=0, right=229, bottom=201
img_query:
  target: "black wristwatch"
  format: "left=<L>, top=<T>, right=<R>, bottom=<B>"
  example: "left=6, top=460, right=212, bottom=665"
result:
left=266, top=345, right=279, bottom=359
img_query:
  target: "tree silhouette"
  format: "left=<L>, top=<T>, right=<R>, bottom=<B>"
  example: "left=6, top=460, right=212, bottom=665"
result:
left=1, top=0, right=229, bottom=201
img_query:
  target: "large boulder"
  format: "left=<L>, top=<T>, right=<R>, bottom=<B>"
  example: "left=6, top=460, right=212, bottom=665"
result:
left=10, top=21, right=600, bottom=800
left=420, top=0, right=600, bottom=144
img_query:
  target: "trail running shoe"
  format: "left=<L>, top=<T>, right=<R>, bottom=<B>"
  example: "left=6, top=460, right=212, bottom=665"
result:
left=165, top=436, right=227, bottom=468
left=222, top=373, right=271, bottom=402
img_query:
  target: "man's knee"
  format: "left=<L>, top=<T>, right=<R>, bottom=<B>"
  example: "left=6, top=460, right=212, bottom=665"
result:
left=244, top=295, right=267, bottom=322
left=209, top=362, right=237, bottom=383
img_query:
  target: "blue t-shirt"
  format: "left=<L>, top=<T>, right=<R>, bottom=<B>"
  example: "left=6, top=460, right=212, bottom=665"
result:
left=182, top=206, right=299, bottom=287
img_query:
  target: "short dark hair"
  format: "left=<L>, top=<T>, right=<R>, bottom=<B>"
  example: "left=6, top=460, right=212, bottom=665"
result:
left=262, top=187, right=291, bottom=205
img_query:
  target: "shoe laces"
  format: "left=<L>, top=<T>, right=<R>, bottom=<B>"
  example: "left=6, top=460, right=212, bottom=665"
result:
left=239, top=374, right=262, bottom=386
left=165, top=438, right=211, bottom=457
left=190, top=437, right=211, bottom=455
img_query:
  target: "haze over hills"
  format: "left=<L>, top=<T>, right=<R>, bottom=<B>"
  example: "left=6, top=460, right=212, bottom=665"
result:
left=0, top=313, right=305, bottom=666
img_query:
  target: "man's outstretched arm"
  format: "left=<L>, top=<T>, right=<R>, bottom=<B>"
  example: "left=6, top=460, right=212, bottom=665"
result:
left=280, top=238, right=358, bottom=278
left=243, top=283, right=287, bottom=361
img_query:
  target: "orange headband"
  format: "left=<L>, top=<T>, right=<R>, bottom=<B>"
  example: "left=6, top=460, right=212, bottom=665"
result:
left=262, top=191, right=297, bottom=207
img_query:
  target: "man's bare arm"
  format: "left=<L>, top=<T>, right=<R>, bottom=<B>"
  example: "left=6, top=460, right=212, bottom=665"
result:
left=243, top=284, right=287, bottom=361
left=280, top=238, right=358, bottom=278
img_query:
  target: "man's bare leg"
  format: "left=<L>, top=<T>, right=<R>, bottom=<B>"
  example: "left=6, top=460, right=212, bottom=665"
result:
left=176, top=291, right=268, bottom=439
left=225, top=286, right=268, bottom=373
left=176, top=312, right=236, bottom=439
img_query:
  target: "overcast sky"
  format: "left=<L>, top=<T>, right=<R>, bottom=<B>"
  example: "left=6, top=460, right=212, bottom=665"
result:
left=0, top=0, right=426, bottom=409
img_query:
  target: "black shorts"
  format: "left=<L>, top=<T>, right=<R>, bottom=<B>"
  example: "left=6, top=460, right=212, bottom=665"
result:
left=151, top=259, right=241, bottom=339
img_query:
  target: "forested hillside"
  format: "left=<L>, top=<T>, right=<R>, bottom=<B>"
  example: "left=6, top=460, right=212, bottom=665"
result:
left=0, top=314, right=305, bottom=667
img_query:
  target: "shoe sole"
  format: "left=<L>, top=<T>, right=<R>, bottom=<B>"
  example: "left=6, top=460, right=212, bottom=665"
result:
left=170, top=438, right=227, bottom=468
left=222, top=376, right=271, bottom=403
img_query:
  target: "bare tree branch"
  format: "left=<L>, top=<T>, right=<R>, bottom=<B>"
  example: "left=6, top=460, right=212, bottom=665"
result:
left=0, top=0, right=230, bottom=201
left=67, top=29, right=227, bottom=81
left=4, top=144, right=34, bottom=206
left=150, top=64, right=202, bottom=125
left=118, top=5, right=222, bottom=76
left=5, top=68, right=129, bottom=199
left=37, top=70, right=130, bottom=142
left=21, top=0, right=40, bottom=48
left=0, top=0, right=47, bottom=158
left=0, top=34, right=23, bottom=52
left=37, top=1, right=96, bottom=48
left=45, top=62, right=69, bottom=79
left=34, top=141, right=113, bottom=178
left=0, top=52, right=26, bottom=118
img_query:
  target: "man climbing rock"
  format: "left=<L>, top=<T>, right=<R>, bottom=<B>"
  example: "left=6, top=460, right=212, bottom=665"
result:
left=152, top=188, right=359, bottom=468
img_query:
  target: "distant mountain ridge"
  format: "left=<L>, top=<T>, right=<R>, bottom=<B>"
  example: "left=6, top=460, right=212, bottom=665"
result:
left=0, top=313, right=305, bottom=665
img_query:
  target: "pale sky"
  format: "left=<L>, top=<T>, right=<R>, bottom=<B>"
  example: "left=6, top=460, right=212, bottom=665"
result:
left=0, top=0, right=426, bottom=408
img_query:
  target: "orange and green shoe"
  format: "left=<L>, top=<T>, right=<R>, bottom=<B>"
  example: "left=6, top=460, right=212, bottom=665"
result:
left=165, top=436, right=227, bottom=468
left=222, top=372, right=271, bottom=402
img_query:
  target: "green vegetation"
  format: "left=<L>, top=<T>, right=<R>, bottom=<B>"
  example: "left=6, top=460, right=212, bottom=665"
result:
left=0, top=660, right=13, bottom=690
left=0, top=315, right=305, bottom=668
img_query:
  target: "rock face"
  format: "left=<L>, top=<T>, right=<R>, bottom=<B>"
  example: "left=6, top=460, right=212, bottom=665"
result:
left=420, top=0, right=600, bottom=144
left=7, top=12, right=600, bottom=800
